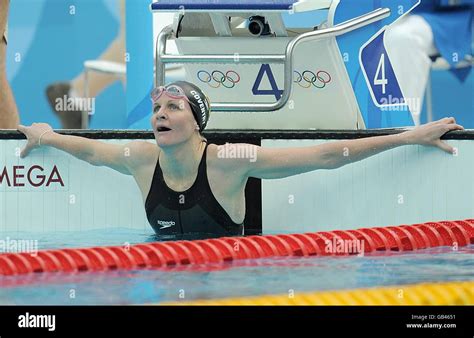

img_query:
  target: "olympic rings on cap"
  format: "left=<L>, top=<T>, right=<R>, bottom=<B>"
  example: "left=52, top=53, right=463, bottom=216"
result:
left=293, top=70, right=332, bottom=89
left=197, top=70, right=241, bottom=89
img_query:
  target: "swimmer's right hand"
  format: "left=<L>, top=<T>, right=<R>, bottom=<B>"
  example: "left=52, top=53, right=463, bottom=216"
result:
left=17, top=123, right=54, bottom=158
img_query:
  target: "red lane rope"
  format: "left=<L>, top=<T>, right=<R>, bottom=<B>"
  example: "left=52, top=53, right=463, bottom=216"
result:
left=0, top=219, right=473, bottom=276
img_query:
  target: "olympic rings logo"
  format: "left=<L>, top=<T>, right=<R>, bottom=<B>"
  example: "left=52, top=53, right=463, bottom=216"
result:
left=293, top=70, right=332, bottom=89
left=197, top=70, right=241, bottom=89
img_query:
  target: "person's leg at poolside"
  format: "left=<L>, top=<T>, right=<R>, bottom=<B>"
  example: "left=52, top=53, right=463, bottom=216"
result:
left=70, top=0, right=126, bottom=97
left=385, top=15, right=438, bottom=126
left=0, top=0, right=20, bottom=129
left=47, top=0, right=126, bottom=128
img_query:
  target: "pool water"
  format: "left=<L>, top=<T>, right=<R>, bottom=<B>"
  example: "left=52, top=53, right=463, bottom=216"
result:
left=1, top=229, right=154, bottom=251
left=0, top=229, right=244, bottom=251
left=0, top=229, right=472, bottom=305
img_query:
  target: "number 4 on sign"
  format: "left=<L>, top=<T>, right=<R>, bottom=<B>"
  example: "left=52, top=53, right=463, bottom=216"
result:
left=360, top=30, right=405, bottom=107
left=374, top=53, right=388, bottom=95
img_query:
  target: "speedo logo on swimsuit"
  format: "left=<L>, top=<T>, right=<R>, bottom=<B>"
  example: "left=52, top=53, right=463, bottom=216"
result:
left=157, top=220, right=175, bottom=229
left=190, top=90, right=208, bottom=123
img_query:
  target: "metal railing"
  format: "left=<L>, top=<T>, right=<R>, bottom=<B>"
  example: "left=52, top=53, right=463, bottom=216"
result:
left=155, top=8, right=391, bottom=112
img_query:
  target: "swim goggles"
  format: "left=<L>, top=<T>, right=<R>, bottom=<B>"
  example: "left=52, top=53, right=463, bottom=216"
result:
left=150, top=85, right=190, bottom=104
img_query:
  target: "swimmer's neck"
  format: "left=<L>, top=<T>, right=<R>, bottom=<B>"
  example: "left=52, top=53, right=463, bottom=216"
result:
left=159, top=136, right=206, bottom=180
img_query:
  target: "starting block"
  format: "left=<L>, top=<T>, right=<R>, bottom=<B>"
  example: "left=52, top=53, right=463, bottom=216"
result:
left=151, top=0, right=421, bottom=129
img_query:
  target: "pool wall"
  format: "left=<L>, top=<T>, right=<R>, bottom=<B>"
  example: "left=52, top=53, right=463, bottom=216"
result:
left=263, top=138, right=474, bottom=232
left=0, top=138, right=151, bottom=233
left=1, top=130, right=472, bottom=234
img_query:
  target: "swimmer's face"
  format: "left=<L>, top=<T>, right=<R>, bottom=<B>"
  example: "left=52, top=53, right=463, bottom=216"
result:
left=151, top=95, right=199, bottom=146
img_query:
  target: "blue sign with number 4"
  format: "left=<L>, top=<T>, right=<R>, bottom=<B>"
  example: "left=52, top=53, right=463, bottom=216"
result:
left=360, top=30, right=405, bottom=108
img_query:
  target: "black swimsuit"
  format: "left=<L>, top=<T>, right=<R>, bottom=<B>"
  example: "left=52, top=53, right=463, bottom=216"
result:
left=145, top=143, right=244, bottom=239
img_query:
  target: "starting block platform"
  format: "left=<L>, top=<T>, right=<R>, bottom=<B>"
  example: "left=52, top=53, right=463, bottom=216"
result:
left=151, top=0, right=422, bottom=129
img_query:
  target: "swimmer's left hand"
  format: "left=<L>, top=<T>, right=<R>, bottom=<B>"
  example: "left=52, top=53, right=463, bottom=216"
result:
left=404, top=117, right=464, bottom=154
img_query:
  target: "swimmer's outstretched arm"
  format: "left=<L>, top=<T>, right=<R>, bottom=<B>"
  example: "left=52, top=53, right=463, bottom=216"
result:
left=17, top=123, right=144, bottom=175
left=244, top=118, right=464, bottom=180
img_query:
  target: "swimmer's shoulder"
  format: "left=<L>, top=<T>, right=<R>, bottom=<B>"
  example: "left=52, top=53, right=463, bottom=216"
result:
left=124, top=141, right=160, bottom=171
left=206, top=143, right=257, bottom=178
